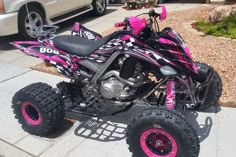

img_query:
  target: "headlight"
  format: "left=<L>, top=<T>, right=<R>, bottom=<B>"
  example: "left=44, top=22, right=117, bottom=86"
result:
left=160, top=66, right=177, bottom=76
left=0, top=0, right=5, bottom=14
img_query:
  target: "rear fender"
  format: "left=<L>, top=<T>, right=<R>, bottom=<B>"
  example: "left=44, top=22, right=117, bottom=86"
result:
left=11, top=41, right=79, bottom=77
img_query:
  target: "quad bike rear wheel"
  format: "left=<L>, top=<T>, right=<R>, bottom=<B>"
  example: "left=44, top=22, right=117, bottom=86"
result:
left=195, top=62, right=222, bottom=110
left=12, top=83, right=64, bottom=136
left=126, top=108, right=199, bottom=157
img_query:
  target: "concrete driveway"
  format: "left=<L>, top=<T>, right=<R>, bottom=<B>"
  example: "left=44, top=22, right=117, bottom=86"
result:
left=0, top=4, right=236, bottom=157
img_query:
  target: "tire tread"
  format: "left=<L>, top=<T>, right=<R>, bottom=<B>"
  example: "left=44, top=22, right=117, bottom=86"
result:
left=126, top=108, right=200, bottom=157
left=12, top=82, right=64, bottom=136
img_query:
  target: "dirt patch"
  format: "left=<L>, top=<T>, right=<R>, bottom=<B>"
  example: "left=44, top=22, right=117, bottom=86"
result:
left=32, top=6, right=236, bottom=107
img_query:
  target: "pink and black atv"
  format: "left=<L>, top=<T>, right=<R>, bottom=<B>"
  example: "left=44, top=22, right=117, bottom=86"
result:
left=11, top=6, right=222, bottom=157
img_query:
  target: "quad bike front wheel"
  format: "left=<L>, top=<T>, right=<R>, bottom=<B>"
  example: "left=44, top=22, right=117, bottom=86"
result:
left=126, top=108, right=199, bottom=157
left=12, top=83, right=64, bottom=136
left=194, top=62, right=222, bottom=110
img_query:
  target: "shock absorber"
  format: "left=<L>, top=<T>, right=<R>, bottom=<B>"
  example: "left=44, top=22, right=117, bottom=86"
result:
left=165, top=80, right=176, bottom=109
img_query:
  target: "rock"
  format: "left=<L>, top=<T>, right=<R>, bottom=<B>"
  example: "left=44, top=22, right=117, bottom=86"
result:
left=231, top=5, right=236, bottom=15
left=208, top=5, right=236, bottom=23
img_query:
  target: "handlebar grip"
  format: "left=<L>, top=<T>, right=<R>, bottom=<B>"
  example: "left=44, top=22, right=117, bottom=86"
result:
left=114, top=22, right=126, bottom=27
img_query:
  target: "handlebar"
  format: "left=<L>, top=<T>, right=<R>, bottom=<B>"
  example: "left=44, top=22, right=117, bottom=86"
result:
left=113, top=6, right=167, bottom=36
left=148, top=9, right=160, bottom=18
left=114, top=22, right=127, bottom=27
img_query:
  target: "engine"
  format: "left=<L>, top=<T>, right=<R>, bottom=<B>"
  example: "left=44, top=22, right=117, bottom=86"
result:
left=100, top=77, right=136, bottom=100
left=99, top=58, right=144, bottom=100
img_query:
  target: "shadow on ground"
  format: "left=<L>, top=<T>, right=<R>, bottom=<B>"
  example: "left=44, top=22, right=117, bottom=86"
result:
left=0, top=8, right=117, bottom=52
left=46, top=119, right=75, bottom=138
left=71, top=106, right=145, bottom=142
left=186, top=106, right=221, bottom=142
left=64, top=105, right=219, bottom=143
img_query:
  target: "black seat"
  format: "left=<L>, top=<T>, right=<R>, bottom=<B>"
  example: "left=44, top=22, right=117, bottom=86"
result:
left=52, top=34, right=112, bottom=56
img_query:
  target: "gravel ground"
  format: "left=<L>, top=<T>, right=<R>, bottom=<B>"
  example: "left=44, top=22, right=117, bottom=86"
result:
left=33, top=5, right=236, bottom=107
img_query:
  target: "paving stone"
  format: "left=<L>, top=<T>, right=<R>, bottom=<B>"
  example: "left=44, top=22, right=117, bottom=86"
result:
left=185, top=107, right=217, bottom=157
left=9, top=55, right=43, bottom=68
left=15, top=136, right=55, bottom=156
left=0, top=61, right=30, bottom=83
left=0, top=140, right=32, bottom=157
left=0, top=112, right=27, bottom=144
left=196, top=31, right=205, bottom=36
left=0, top=50, right=25, bottom=62
left=67, top=139, right=131, bottom=157
left=217, top=36, right=231, bottom=41
left=89, top=23, right=115, bottom=34
left=216, top=107, right=236, bottom=157
left=40, top=122, right=86, bottom=157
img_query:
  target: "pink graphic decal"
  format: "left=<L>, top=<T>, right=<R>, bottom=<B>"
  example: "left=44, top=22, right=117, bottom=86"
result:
left=129, top=16, right=146, bottom=36
left=13, top=41, right=41, bottom=45
left=140, top=128, right=178, bottom=157
left=183, top=47, right=191, bottom=58
left=168, top=31, right=174, bottom=38
left=121, top=35, right=131, bottom=41
left=96, top=36, right=102, bottom=40
left=11, top=41, right=41, bottom=55
left=170, top=46, right=196, bottom=72
left=21, top=102, right=42, bottom=126
left=192, top=62, right=198, bottom=74
left=72, top=22, right=80, bottom=32
left=121, top=35, right=146, bottom=47
left=159, top=38, right=174, bottom=45
left=160, top=6, right=167, bottom=21
left=169, top=50, right=182, bottom=55
left=72, top=57, right=81, bottom=62
left=51, top=56, right=69, bottom=66
left=165, top=80, right=176, bottom=109
left=183, top=47, right=198, bottom=74
left=125, top=51, right=161, bottom=67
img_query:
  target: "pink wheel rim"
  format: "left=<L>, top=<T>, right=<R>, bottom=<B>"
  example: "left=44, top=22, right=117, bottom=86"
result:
left=21, top=101, right=42, bottom=125
left=140, top=128, right=178, bottom=157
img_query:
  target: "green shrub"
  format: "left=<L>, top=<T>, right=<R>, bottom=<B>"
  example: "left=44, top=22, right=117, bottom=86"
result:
left=195, top=15, right=236, bottom=39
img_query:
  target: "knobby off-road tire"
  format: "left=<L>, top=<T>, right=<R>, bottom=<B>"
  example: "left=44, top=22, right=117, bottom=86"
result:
left=126, top=108, right=199, bottom=157
left=12, top=83, right=64, bottom=137
left=195, top=62, right=222, bottom=110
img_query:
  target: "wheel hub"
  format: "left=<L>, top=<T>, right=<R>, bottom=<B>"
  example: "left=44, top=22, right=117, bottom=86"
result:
left=25, top=12, right=43, bottom=38
left=140, top=128, right=178, bottom=157
left=21, top=101, right=42, bottom=125
left=149, top=133, right=172, bottom=155
left=25, top=105, right=40, bottom=121
left=156, top=140, right=163, bottom=147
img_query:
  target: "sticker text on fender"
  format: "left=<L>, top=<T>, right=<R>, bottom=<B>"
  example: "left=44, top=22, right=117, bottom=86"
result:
left=40, top=48, right=59, bottom=54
